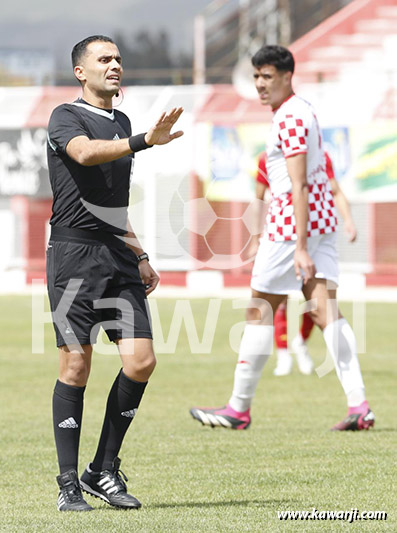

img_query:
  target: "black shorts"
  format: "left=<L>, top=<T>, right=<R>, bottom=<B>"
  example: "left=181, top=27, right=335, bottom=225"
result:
left=46, top=227, right=152, bottom=347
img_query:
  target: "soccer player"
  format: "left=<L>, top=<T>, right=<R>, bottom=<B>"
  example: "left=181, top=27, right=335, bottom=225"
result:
left=47, top=35, right=183, bottom=511
left=254, top=151, right=358, bottom=376
left=190, top=45, right=374, bottom=432
left=252, top=151, right=315, bottom=376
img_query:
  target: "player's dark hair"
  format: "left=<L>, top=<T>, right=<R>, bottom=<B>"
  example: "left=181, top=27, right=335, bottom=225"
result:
left=251, top=45, right=295, bottom=73
left=72, top=35, right=115, bottom=67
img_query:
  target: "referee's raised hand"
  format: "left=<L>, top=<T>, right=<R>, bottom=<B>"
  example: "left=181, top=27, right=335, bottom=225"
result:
left=144, top=107, right=184, bottom=146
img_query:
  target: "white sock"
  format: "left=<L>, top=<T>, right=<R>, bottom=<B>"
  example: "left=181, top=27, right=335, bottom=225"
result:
left=229, top=324, right=274, bottom=412
left=322, top=318, right=366, bottom=407
left=276, top=348, right=291, bottom=362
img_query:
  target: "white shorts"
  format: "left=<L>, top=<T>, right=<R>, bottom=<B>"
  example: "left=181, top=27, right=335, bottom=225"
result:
left=251, top=232, right=339, bottom=295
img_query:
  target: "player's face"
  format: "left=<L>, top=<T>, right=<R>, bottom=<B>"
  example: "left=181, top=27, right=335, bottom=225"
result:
left=253, top=64, right=292, bottom=110
left=76, top=41, right=123, bottom=97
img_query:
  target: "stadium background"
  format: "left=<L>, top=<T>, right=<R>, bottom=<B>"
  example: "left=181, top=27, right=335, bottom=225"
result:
left=0, top=0, right=396, bottom=291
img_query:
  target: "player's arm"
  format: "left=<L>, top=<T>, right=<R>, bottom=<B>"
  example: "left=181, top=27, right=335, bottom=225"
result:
left=329, top=178, right=357, bottom=242
left=124, top=220, right=160, bottom=295
left=287, top=153, right=316, bottom=283
left=66, top=107, right=184, bottom=166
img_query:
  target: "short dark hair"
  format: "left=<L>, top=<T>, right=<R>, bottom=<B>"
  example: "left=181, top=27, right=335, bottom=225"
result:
left=71, top=35, right=115, bottom=68
left=251, top=45, right=295, bottom=74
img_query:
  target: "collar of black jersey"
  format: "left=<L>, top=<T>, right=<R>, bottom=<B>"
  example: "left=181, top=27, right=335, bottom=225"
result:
left=72, top=98, right=115, bottom=120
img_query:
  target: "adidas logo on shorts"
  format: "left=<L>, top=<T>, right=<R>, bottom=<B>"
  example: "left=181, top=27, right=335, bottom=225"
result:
left=121, top=409, right=137, bottom=418
left=58, top=417, right=78, bottom=429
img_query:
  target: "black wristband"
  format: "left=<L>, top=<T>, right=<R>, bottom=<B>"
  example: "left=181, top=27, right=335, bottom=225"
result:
left=137, top=252, right=149, bottom=263
left=128, top=133, right=153, bottom=153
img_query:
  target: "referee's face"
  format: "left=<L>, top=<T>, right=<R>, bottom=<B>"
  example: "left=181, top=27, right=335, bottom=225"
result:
left=253, top=64, right=292, bottom=111
left=77, top=41, right=123, bottom=98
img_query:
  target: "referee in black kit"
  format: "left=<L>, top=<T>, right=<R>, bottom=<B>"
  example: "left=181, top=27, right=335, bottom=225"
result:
left=46, top=35, right=183, bottom=511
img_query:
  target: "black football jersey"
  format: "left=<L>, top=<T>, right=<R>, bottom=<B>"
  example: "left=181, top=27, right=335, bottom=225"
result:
left=47, top=99, right=133, bottom=234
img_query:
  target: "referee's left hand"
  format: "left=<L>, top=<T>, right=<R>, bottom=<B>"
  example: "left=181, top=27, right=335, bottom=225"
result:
left=144, top=107, right=184, bottom=146
left=138, top=260, right=160, bottom=295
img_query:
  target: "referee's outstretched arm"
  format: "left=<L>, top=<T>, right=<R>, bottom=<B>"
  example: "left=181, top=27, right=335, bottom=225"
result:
left=66, top=107, right=184, bottom=167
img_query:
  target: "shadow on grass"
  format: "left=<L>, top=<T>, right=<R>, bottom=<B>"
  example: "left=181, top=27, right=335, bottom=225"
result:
left=150, top=499, right=299, bottom=510
left=92, top=499, right=299, bottom=512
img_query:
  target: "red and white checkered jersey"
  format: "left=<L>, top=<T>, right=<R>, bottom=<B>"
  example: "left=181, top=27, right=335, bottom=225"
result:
left=265, top=94, right=337, bottom=242
left=257, top=150, right=334, bottom=186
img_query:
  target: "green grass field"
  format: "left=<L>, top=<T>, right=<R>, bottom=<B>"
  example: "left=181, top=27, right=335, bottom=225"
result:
left=0, top=295, right=395, bottom=532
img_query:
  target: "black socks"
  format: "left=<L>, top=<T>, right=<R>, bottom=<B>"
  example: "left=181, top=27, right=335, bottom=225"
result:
left=91, top=370, right=147, bottom=472
left=53, top=371, right=147, bottom=475
left=53, top=380, right=85, bottom=474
